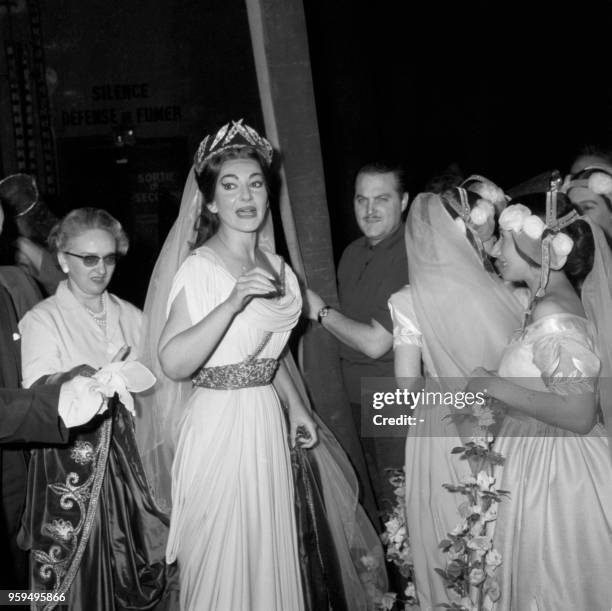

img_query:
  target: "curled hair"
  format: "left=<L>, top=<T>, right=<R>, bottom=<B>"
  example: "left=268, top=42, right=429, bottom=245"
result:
left=508, top=192, right=594, bottom=293
left=192, top=146, right=271, bottom=249
left=48, top=207, right=129, bottom=255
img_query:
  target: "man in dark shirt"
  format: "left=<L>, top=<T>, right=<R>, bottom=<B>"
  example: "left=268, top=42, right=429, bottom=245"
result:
left=305, top=161, right=409, bottom=521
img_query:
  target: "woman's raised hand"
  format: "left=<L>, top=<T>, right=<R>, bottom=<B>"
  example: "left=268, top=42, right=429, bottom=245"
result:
left=226, top=267, right=279, bottom=313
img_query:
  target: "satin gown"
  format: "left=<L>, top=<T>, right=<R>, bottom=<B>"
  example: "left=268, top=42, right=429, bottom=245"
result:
left=493, top=313, right=612, bottom=610
left=389, top=286, right=473, bottom=611
left=165, top=246, right=305, bottom=611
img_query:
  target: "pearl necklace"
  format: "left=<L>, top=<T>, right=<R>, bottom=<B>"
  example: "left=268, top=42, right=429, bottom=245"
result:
left=85, top=293, right=107, bottom=331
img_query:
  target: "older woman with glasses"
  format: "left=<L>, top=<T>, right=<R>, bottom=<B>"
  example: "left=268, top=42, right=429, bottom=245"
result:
left=17, top=208, right=174, bottom=610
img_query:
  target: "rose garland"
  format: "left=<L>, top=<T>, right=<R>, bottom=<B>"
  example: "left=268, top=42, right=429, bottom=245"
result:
left=378, top=468, right=419, bottom=610
left=437, top=401, right=509, bottom=611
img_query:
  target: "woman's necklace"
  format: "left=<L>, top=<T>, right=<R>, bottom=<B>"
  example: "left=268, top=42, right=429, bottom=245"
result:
left=85, top=293, right=107, bottom=332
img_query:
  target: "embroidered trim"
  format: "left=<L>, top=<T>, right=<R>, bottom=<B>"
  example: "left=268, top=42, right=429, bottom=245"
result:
left=192, top=358, right=279, bottom=390
left=32, top=418, right=112, bottom=611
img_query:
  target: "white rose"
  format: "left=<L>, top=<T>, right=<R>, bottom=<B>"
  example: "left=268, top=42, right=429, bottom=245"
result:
left=467, top=535, right=492, bottom=552
left=404, top=583, right=416, bottom=599
left=470, top=205, right=488, bottom=226
left=450, top=522, right=467, bottom=537
left=454, top=217, right=467, bottom=234
left=477, top=471, right=495, bottom=489
left=469, top=200, right=494, bottom=226
left=469, top=567, right=486, bottom=585
left=485, top=548, right=503, bottom=567
left=472, top=182, right=505, bottom=204
left=551, top=232, right=574, bottom=257
left=588, top=171, right=612, bottom=195
left=499, top=204, right=531, bottom=232
left=473, top=436, right=489, bottom=449
left=391, top=525, right=406, bottom=545
left=522, top=215, right=546, bottom=239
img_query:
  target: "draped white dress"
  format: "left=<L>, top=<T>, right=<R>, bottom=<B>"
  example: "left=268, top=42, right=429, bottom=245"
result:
left=165, top=246, right=304, bottom=611
left=493, top=314, right=612, bottom=611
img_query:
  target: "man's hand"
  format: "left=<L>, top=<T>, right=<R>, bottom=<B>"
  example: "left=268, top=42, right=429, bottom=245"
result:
left=57, top=376, right=108, bottom=428
left=304, top=288, right=326, bottom=321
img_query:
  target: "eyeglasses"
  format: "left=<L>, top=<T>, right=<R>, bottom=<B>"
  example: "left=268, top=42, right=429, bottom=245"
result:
left=63, top=252, right=119, bottom=267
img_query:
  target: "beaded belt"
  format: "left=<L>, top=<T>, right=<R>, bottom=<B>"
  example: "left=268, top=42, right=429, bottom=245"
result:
left=192, top=358, right=279, bottom=389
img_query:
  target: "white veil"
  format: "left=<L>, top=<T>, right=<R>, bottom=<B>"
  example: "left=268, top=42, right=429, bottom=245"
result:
left=134, top=168, right=201, bottom=510
left=580, top=219, right=612, bottom=454
left=135, top=165, right=387, bottom=607
left=406, top=192, right=523, bottom=384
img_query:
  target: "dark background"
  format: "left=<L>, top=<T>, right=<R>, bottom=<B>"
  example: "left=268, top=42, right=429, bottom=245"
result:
left=3, top=0, right=612, bottom=304
left=305, top=0, right=612, bottom=251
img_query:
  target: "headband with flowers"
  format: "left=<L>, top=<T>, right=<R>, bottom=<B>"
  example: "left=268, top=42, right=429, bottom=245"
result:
left=499, top=175, right=578, bottom=297
left=564, top=165, right=612, bottom=208
left=461, top=174, right=509, bottom=211
left=442, top=183, right=501, bottom=275
left=447, top=176, right=506, bottom=244
left=194, top=119, right=273, bottom=174
left=450, top=189, right=496, bottom=239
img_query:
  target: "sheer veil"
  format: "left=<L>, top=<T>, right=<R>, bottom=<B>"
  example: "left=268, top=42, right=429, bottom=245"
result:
left=135, top=168, right=201, bottom=510
left=406, top=192, right=523, bottom=385
left=135, top=165, right=387, bottom=606
left=581, top=219, right=612, bottom=452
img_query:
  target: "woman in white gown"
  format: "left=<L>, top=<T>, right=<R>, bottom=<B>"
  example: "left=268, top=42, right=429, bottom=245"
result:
left=136, top=120, right=387, bottom=611
left=389, top=182, right=523, bottom=610
left=466, top=182, right=612, bottom=610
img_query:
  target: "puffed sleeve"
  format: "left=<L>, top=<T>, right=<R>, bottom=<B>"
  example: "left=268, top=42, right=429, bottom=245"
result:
left=388, top=286, right=423, bottom=348
left=19, top=308, right=63, bottom=388
left=532, top=319, right=601, bottom=394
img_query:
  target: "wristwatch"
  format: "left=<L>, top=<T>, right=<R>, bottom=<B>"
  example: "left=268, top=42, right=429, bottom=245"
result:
left=317, top=305, right=332, bottom=324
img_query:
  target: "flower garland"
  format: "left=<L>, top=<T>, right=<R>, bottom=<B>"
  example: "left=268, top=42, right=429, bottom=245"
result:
left=437, top=400, right=509, bottom=611
left=359, top=468, right=419, bottom=611
left=377, top=468, right=419, bottom=610
left=498, top=204, right=574, bottom=268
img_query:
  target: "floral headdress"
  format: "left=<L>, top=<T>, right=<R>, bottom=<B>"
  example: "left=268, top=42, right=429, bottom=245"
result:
left=564, top=165, right=612, bottom=210
left=461, top=174, right=509, bottom=211
left=194, top=119, right=273, bottom=173
left=499, top=171, right=578, bottom=297
left=444, top=175, right=507, bottom=243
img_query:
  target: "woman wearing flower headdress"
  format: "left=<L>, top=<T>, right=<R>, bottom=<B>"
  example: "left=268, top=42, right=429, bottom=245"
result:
left=389, top=178, right=524, bottom=609
left=565, top=164, right=612, bottom=248
left=466, top=178, right=612, bottom=610
left=135, top=120, right=387, bottom=611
